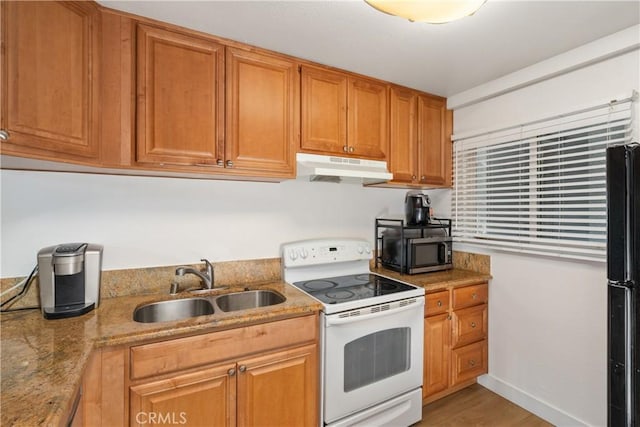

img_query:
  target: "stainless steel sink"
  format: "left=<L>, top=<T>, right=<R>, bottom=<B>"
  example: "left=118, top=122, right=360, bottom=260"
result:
left=214, top=290, right=285, bottom=312
left=133, top=298, right=214, bottom=323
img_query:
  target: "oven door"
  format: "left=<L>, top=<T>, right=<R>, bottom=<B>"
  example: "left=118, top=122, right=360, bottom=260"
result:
left=322, top=297, right=424, bottom=424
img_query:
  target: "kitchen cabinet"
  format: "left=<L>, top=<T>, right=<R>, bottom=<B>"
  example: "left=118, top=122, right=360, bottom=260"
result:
left=0, top=1, right=101, bottom=162
left=225, top=47, right=298, bottom=178
left=301, top=66, right=388, bottom=160
left=388, top=86, right=453, bottom=187
left=135, top=24, right=297, bottom=179
left=423, top=282, right=488, bottom=403
left=135, top=24, right=225, bottom=167
left=129, top=314, right=318, bottom=426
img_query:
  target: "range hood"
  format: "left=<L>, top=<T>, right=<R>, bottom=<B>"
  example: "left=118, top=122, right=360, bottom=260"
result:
left=296, top=153, right=393, bottom=184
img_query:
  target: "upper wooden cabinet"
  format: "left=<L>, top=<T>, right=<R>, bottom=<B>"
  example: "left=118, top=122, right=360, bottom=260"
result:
left=225, top=47, right=298, bottom=177
left=418, top=95, right=452, bottom=186
left=136, top=24, right=225, bottom=167
left=301, top=66, right=388, bottom=160
left=0, top=1, right=101, bottom=161
left=135, top=24, right=297, bottom=178
left=388, top=86, right=453, bottom=187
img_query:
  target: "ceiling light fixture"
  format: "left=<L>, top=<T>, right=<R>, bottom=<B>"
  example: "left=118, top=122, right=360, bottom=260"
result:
left=364, top=0, right=486, bottom=24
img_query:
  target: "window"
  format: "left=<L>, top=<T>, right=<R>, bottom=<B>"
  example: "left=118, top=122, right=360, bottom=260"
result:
left=452, top=95, right=636, bottom=262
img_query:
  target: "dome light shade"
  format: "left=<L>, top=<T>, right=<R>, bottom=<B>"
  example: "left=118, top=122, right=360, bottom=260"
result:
left=365, top=0, right=486, bottom=23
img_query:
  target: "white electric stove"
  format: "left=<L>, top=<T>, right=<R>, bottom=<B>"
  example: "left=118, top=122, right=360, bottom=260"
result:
left=282, top=238, right=424, bottom=427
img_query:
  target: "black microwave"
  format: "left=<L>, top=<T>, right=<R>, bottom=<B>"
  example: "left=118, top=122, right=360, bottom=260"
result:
left=381, top=235, right=452, bottom=274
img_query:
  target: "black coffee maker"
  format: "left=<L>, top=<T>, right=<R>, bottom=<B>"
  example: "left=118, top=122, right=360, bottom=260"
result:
left=405, top=191, right=431, bottom=225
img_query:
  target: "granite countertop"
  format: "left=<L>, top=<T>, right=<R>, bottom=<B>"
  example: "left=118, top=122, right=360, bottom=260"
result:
left=372, top=267, right=492, bottom=292
left=0, top=265, right=490, bottom=426
left=0, top=280, right=321, bottom=427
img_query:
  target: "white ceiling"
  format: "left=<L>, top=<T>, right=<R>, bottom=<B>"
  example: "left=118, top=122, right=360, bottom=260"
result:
left=99, top=0, right=640, bottom=97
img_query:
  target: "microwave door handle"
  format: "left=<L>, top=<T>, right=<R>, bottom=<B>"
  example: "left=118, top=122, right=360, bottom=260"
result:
left=438, top=243, right=446, bottom=263
left=325, top=299, right=424, bottom=327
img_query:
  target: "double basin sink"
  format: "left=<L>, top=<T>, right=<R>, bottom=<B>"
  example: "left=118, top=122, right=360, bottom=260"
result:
left=133, top=289, right=286, bottom=323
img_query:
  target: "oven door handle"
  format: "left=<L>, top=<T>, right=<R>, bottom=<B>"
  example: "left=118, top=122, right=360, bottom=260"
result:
left=325, top=299, right=424, bottom=326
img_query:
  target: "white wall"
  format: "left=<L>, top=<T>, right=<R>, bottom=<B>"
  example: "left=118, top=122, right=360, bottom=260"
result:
left=0, top=170, right=450, bottom=278
left=452, top=48, right=639, bottom=426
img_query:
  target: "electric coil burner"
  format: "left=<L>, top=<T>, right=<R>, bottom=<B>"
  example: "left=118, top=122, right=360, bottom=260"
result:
left=282, top=238, right=425, bottom=426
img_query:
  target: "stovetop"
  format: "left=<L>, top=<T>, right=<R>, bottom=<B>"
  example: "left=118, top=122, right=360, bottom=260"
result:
left=291, top=273, right=422, bottom=312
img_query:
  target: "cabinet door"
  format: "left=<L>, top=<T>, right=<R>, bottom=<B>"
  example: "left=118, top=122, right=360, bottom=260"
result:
left=136, top=24, right=224, bottom=167
left=451, top=340, right=488, bottom=387
left=300, top=66, right=347, bottom=155
left=130, top=363, right=236, bottom=427
left=237, top=344, right=318, bottom=427
left=417, top=95, right=449, bottom=186
left=452, top=304, right=488, bottom=349
left=226, top=47, right=297, bottom=177
left=1, top=1, right=100, bottom=160
left=348, top=77, right=388, bottom=160
left=423, top=313, right=451, bottom=399
left=389, top=87, right=417, bottom=183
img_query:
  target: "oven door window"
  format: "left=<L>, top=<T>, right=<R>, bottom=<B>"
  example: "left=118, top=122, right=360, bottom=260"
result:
left=344, top=327, right=410, bottom=392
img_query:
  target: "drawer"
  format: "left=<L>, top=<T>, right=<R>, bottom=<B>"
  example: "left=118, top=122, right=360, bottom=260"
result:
left=452, top=283, right=488, bottom=310
left=130, top=314, right=317, bottom=380
left=452, top=304, right=487, bottom=348
left=425, top=290, right=450, bottom=316
left=451, top=340, right=487, bottom=386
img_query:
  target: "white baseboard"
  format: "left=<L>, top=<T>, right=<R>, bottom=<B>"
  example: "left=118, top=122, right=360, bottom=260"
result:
left=477, top=374, right=589, bottom=427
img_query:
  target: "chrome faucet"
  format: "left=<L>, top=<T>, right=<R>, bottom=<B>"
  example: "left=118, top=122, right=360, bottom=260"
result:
left=170, top=259, right=214, bottom=294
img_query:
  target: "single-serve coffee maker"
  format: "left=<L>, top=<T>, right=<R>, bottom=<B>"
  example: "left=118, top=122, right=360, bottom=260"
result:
left=37, top=243, right=103, bottom=319
left=405, top=191, right=431, bottom=225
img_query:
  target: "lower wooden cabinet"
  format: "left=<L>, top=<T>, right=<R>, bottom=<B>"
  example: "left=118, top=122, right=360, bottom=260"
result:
left=76, top=314, right=318, bottom=427
left=130, top=363, right=236, bottom=427
left=423, top=283, right=488, bottom=403
left=237, top=344, right=317, bottom=427
left=129, top=344, right=317, bottom=427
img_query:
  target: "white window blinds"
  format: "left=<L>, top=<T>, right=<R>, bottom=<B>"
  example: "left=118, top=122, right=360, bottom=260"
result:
left=452, top=94, right=637, bottom=262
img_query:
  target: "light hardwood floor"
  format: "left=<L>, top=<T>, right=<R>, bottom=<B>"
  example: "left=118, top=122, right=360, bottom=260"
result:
left=416, top=384, right=554, bottom=426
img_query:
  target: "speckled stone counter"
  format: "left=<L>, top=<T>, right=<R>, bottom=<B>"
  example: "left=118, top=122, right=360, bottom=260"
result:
left=372, top=267, right=492, bottom=292
left=0, top=280, right=321, bottom=427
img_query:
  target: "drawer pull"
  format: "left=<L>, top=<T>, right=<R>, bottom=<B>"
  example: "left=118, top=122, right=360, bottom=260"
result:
left=437, top=300, right=442, bottom=307
left=472, top=293, right=477, bottom=299
left=471, top=322, right=476, bottom=328
left=469, top=360, right=476, bottom=367
left=228, top=368, right=236, bottom=376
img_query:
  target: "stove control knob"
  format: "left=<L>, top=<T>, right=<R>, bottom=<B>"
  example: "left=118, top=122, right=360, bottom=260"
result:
left=299, top=248, right=309, bottom=259
left=357, top=246, right=364, bottom=254
left=364, top=245, right=371, bottom=254
left=289, top=250, right=298, bottom=261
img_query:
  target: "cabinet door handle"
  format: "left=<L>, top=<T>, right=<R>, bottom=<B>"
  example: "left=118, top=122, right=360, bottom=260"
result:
left=412, top=175, right=417, bottom=180
left=343, top=145, right=348, bottom=152
left=216, top=159, right=224, bottom=166
left=421, top=175, right=426, bottom=181
left=469, top=360, right=476, bottom=367
left=349, top=146, right=355, bottom=153
left=0, top=130, right=9, bottom=141
left=471, top=322, right=476, bottom=328
left=239, top=365, right=247, bottom=373
left=226, top=160, right=234, bottom=167
left=437, top=300, right=442, bottom=307
left=228, top=368, right=236, bottom=376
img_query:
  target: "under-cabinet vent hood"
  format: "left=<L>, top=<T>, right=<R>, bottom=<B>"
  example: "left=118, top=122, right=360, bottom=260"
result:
left=296, top=153, right=393, bottom=184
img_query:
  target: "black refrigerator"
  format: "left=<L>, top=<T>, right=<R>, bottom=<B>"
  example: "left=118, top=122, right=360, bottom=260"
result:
left=607, top=143, right=639, bottom=427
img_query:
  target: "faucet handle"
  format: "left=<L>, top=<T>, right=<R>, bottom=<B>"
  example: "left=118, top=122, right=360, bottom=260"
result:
left=200, top=259, right=213, bottom=272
